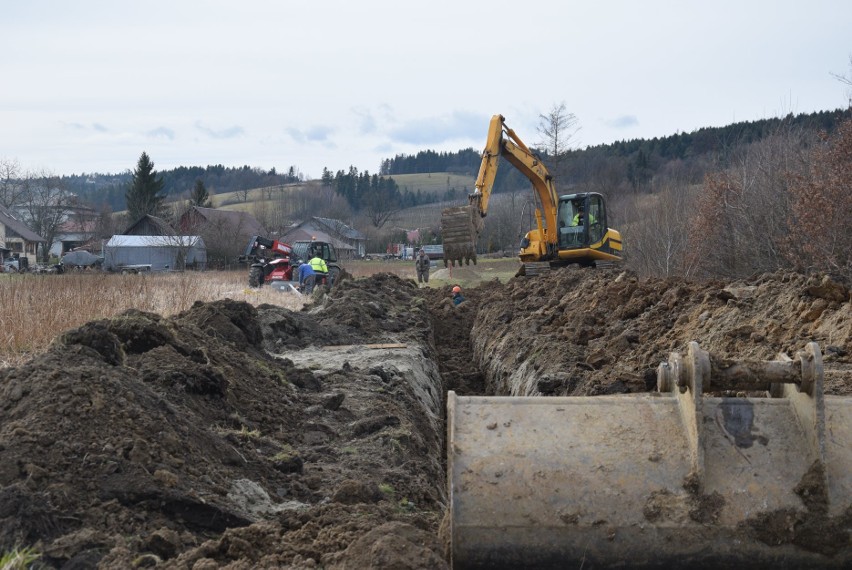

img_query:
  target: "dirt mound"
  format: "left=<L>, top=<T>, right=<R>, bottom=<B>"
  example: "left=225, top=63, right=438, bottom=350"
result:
left=472, top=268, right=851, bottom=397
left=1, top=268, right=849, bottom=568
left=1, top=275, right=448, bottom=569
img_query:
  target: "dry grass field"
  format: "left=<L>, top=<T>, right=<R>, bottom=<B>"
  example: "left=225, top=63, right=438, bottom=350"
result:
left=0, top=271, right=304, bottom=368
left=0, top=257, right=520, bottom=368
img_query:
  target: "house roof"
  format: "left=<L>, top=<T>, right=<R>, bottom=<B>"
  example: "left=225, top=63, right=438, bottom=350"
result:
left=281, top=228, right=354, bottom=252
left=0, top=204, right=46, bottom=242
left=123, top=215, right=176, bottom=235
left=106, top=235, right=204, bottom=248
left=312, top=217, right=366, bottom=240
left=187, top=207, right=266, bottom=235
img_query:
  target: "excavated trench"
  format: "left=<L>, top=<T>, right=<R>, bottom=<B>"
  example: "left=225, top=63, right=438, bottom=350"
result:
left=443, top=267, right=852, bottom=569
left=0, top=269, right=850, bottom=568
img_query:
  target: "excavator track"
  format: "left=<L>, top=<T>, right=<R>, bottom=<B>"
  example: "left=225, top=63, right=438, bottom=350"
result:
left=518, top=261, right=551, bottom=276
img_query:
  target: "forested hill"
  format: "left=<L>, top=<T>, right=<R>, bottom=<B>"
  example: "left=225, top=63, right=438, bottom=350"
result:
left=381, top=108, right=851, bottom=175
left=66, top=107, right=849, bottom=211
left=63, top=164, right=305, bottom=212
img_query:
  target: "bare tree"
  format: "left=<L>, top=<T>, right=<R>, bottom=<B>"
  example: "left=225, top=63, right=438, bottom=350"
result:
left=20, top=170, right=77, bottom=262
left=624, top=183, right=698, bottom=278
left=0, top=158, right=26, bottom=208
left=93, top=203, right=121, bottom=241
left=538, top=102, right=580, bottom=180
left=787, top=118, right=852, bottom=278
left=364, top=200, right=399, bottom=229
left=687, top=121, right=809, bottom=278
left=830, top=54, right=852, bottom=108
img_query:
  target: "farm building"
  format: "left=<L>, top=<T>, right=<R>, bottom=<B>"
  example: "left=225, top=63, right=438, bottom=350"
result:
left=282, top=217, right=366, bottom=259
left=103, top=235, right=207, bottom=271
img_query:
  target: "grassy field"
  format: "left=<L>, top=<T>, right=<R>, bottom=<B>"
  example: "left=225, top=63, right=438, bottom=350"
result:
left=209, top=174, right=478, bottom=214
left=344, top=256, right=519, bottom=284
left=0, top=271, right=303, bottom=368
left=0, top=258, right=519, bottom=368
left=387, top=173, right=476, bottom=196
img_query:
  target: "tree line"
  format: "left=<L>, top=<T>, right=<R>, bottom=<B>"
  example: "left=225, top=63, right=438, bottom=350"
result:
left=61, top=163, right=305, bottom=212
left=3, top=102, right=849, bottom=275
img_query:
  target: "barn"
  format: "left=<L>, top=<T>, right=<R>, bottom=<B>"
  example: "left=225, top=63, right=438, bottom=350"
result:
left=103, top=235, right=207, bottom=271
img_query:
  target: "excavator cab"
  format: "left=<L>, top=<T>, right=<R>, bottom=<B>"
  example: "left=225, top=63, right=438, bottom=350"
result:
left=556, top=193, right=606, bottom=250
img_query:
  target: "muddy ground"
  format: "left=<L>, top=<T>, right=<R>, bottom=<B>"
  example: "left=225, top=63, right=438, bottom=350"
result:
left=0, top=268, right=850, bottom=568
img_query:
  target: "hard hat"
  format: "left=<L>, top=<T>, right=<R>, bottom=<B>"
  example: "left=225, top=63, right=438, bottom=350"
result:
left=452, top=286, right=461, bottom=293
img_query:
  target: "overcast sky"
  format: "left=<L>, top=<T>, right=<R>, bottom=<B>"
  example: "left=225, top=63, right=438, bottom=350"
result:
left=2, top=0, right=850, bottom=180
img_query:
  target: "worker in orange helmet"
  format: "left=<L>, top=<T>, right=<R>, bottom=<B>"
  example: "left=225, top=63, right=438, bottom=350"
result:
left=452, top=285, right=465, bottom=306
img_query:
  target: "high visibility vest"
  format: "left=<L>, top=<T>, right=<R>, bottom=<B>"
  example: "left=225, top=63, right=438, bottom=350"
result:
left=309, top=257, right=328, bottom=273
left=572, top=212, right=596, bottom=226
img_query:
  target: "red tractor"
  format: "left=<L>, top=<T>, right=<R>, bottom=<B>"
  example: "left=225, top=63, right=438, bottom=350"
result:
left=241, top=236, right=341, bottom=291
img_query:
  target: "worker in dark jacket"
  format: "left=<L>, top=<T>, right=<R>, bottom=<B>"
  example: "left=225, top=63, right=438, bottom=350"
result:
left=452, top=285, right=465, bottom=305
left=415, top=249, right=430, bottom=284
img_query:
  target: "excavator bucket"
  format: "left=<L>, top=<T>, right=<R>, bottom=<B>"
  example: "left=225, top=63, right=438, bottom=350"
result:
left=441, top=201, right=484, bottom=267
left=447, top=342, right=852, bottom=569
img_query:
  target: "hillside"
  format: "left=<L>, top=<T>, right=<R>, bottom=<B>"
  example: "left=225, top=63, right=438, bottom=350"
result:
left=386, top=173, right=475, bottom=199
left=64, top=107, right=849, bottom=215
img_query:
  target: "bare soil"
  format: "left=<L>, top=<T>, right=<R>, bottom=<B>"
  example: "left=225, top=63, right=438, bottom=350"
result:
left=1, top=268, right=849, bottom=568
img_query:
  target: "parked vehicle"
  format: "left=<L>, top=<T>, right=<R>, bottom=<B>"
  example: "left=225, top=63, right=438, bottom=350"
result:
left=61, top=250, right=103, bottom=270
left=2, top=257, right=28, bottom=272
left=240, top=236, right=341, bottom=291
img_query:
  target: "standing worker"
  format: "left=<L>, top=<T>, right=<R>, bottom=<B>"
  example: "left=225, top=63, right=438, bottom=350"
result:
left=415, top=249, right=430, bottom=285
left=309, top=253, right=330, bottom=287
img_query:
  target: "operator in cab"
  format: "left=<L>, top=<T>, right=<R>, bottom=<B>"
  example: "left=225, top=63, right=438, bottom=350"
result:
left=571, top=202, right=595, bottom=226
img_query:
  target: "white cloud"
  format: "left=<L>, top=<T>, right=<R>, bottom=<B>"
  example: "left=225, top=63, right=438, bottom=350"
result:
left=605, top=116, right=639, bottom=129
left=194, top=123, right=244, bottom=140
left=146, top=127, right=175, bottom=140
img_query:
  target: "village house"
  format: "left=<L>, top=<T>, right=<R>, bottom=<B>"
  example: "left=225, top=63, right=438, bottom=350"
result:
left=0, top=203, right=46, bottom=269
left=49, top=204, right=102, bottom=258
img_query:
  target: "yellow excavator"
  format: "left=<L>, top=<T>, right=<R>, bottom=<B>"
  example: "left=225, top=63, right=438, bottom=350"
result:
left=441, top=114, right=623, bottom=272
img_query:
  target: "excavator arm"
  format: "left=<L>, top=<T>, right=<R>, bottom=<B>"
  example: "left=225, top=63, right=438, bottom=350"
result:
left=441, top=115, right=560, bottom=266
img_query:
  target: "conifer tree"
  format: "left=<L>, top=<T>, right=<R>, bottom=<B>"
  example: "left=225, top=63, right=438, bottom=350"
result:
left=126, top=152, right=166, bottom=221
left=189, top=179, right=212, bottom=207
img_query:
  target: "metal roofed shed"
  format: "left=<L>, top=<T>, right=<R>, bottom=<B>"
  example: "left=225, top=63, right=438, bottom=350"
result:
left=103, top=235, right=207, bottom=272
